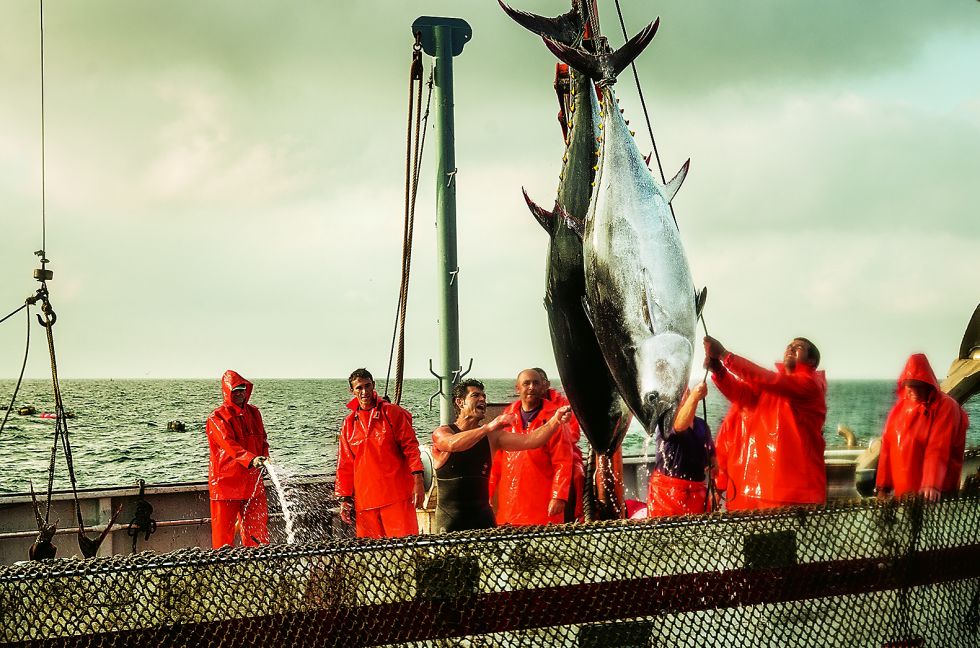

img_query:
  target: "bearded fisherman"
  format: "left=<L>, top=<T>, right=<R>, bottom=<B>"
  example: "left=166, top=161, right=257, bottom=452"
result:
left=206, top=370, right=270, bottom=548
left=876, top=353, right=969, bottom=501
left=705, top=336, right=828, bottom=510
left=335, top=368, right=425, bottom=539
left=431, top=379, right=572, bottom=533
left=489, top=368, right=575, bottom=525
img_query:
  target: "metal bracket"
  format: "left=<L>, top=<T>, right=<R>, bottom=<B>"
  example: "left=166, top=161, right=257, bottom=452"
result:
left=453, top=358, right=474, bottom=383
left=427, top=359, right=445, bottom=411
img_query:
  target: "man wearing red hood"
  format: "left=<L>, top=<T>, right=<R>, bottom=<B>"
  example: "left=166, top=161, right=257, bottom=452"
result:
left=876, top=353, right=969, bottom=501
left=335, top=368, right=425, bottom=539
left=489, top=368, right=574, bottom=526
left=206, top=370, right=270, bottom=548
left=705, top=336, right=828, bottom=510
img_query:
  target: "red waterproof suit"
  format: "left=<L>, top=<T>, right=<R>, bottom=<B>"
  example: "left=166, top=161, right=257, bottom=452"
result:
left=335, top=398, right=424, bottom=538
left=206, top=370, right=270, bottom=548
left=545, top=388, right=585, bottom=522
left=489, top=397, right=574, bottom=526
left=713, top=354, right=828, bottom=508
left=876, top=354, right=969, bottom=497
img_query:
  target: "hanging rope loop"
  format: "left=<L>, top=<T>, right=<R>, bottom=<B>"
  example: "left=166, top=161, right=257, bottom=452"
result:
left=384, top=35, right=435, bottom=404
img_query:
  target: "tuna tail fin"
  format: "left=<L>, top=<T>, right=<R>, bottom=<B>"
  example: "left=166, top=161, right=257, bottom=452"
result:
left=556, top=202, right=585, bottom=240
left=662, top=158, right=690, bottom=203
left=498, top=0, right=585, bottom=46
left=609, top=19, right=660, bottom=78
left=522, top=188, right=555, bottom=235
left=544, top=19, right=660, bottom=84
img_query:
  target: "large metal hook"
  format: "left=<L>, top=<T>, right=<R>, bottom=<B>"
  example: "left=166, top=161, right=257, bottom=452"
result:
left=35, top=299, right=56, bottom=328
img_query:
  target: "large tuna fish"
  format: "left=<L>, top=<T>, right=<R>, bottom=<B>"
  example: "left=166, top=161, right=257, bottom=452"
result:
left=546, top=22, right=699, bottom=435
left=498, top=0, right=633, bottom=461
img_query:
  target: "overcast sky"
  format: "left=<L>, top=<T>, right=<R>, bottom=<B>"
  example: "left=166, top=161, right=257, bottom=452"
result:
left=1, top=1, right=978, bottom=381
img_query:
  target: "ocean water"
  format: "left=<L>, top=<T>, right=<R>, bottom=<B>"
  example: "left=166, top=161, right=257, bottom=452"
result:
left=1, top=378, right=977, bottom=494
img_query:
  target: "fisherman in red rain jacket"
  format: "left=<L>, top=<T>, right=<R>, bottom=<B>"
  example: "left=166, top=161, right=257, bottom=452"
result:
left=206, top=370, right=270, bottom=548
left=876, top=353, right=969, bottom=501
left=705, top=336, right=828, bottom=510
left=489, top=368, right=574, bottom=526
left=335, top=368, right=425, bottom=539
left=533, top=368, right=585, bottom=522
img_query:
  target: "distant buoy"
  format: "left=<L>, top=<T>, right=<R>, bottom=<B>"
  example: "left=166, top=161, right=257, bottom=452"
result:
left=17, top=405, right=37, bottom=416
left=167, top=420, right=186, bottom=432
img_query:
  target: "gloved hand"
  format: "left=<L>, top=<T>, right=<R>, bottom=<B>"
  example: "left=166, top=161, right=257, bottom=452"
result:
left=703, top=336, right=727, bottom=360
left=251, top=456, right=269, bottom=469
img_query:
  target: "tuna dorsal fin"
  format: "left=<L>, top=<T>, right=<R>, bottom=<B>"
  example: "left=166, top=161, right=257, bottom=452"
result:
left=556, top=202, right=585, bottom=240
left=498, top=0, right=584, bottom=46
left=663, top=158, right=690, bottom=203
left=608, top=19, right=660, bottom=78
left=522, top=188, right=555, bottom=235
left=644, top=152, right=653, bottom=168
left=695, top=286, right=707, bottom=319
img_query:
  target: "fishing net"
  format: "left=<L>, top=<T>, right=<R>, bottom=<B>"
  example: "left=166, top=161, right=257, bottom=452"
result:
left=2, top=494, right=979, bottom=647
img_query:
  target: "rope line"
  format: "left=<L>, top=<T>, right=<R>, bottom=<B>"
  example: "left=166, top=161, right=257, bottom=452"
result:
left=0, top=303, right=28, bottom=326
left=0, top=305, right=32, bottom=437
left=385, top=35, right=434, bottom=405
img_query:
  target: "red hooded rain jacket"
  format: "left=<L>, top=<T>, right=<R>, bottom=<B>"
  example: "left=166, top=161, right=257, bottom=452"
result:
left=206, top=370, right=269, bottom=501
left=876, top=354, right=969, bottom=497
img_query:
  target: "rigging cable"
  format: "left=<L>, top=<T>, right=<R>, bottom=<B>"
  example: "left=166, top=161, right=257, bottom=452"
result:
left=612, top=0, right=678, bottom=229
left=384, top=33, right=434, bottom=404
left=39, top=0, right=47, bottom=266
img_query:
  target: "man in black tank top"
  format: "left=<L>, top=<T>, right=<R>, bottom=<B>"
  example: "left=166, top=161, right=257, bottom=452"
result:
left=431, top=379, right=572, bottom=533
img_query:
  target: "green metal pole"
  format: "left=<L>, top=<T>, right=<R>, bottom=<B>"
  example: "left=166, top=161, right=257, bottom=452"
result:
left=413, top=17, right=472, bottom=425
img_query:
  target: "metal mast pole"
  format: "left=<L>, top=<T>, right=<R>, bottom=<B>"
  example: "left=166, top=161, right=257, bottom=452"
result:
left=413, top=17, right=472, bottom=425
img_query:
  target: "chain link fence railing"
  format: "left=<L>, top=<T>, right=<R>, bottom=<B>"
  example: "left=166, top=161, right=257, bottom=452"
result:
left=2, top=494, right=979, bottom=647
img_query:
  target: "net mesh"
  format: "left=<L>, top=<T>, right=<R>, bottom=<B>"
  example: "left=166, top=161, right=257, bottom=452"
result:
left=2, top=494, right=979, bottom=647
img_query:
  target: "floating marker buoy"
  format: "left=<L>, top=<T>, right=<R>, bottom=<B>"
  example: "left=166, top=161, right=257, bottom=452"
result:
left=167, top=420, right=186, bottom=432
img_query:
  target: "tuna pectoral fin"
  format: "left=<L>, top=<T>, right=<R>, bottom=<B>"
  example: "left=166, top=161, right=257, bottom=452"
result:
left=580, top=296, right=597, bottom=332
left=695, top=286, right=708, bottom=319
left=498, top=0, right=582, bottom=45
left=642, top=268, right=661, bottom=334
left=557, top=203, right=585, bottom=240
left=522, top=188, right=556, bottom=235
left=663, top=158, right=691, bottom=203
